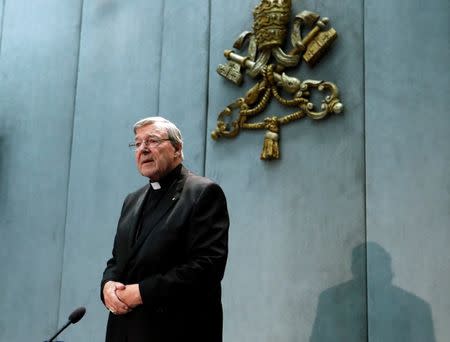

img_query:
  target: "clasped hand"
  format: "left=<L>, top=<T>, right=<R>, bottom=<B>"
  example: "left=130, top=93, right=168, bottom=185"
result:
left=103, top=281, right=143, bottom=315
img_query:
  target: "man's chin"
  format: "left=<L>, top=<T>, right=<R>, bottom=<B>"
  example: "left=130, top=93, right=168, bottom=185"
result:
left=139, top=166, right=158, bottom=179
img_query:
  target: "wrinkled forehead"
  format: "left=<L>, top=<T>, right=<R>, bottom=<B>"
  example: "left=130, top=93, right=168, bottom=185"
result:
left=134, top=123, right=167, bottom=138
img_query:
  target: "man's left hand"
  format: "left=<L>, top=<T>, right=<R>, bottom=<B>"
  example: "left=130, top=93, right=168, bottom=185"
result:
left=116, top=284, right=143, bottom=308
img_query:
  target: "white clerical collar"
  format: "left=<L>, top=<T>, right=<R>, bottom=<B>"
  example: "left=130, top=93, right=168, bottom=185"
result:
left=150, top=182, right=161, bottom=190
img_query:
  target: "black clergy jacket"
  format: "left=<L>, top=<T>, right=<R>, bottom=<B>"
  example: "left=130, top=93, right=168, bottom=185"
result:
left=101, top=165, right=229, bottom=342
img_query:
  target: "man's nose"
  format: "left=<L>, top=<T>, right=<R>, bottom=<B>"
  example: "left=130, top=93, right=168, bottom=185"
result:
left=136, top=144, right=150, bottom=153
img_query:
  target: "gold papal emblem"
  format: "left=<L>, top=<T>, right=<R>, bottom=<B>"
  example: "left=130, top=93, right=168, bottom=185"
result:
left=212, top=0, right=343, bottom=160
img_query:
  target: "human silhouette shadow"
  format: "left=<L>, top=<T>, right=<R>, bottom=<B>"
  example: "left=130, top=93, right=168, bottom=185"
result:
left=310, top=242, right=436, bottom=342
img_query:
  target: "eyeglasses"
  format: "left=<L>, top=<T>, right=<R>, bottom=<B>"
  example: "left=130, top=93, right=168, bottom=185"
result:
left=128, top=137, right=171, bottom=151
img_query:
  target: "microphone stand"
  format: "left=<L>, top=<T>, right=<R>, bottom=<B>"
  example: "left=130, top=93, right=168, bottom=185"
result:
left=46, top=307, right=85, bottom=342
left=47, top=320, right=71, bottom=341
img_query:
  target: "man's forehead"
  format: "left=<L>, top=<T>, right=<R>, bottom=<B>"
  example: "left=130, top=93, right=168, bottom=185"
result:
left=135, top=124, right=165, bottom=137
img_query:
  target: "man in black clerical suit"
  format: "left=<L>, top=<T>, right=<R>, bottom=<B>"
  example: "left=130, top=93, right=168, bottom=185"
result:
left=101, top=116, right=229, bottom=342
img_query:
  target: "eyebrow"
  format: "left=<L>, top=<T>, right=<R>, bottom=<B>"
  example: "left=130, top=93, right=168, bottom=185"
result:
left=134, top=134, right=163, bottom=141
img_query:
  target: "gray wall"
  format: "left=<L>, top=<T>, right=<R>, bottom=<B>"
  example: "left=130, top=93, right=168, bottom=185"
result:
left=0, top=0, right=448, bottom=341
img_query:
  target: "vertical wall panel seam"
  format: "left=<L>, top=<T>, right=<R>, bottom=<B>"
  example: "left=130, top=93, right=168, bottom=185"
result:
left=156, top=1, right=165, bottom=115
left=362, top=0, right=368, bottom=341
left=0, top=0, right=6, bottom=54
left=56, top=0, right=84, bottom=328
left=203, top=0, right=212, bottom=177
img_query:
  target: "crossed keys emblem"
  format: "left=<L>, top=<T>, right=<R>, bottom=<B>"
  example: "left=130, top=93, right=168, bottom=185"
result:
left=211, top=0, right=343, bottom=160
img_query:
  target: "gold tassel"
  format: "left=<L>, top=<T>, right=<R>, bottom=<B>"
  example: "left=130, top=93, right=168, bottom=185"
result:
left=260, top=130, right=280, bottom=160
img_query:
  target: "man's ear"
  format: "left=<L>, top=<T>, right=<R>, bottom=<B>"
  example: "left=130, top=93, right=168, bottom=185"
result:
left=174, top=144, right=182, bottom=157
left=174, top=147, right=181, bottom=157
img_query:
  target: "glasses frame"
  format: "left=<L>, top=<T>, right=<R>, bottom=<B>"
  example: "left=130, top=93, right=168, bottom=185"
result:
left=129, top=137, right=171, bottom=152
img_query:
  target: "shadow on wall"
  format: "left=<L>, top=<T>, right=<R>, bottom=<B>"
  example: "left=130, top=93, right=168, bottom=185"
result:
left=310, top=242, right=436, bottom=342
left=0, top=135, right=7, bottom=214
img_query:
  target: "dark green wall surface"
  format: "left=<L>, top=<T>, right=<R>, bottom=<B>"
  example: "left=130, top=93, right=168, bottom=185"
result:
left=0, top=0, right=448, bottom=341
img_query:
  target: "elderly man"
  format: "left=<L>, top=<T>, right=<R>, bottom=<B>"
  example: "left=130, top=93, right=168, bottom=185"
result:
left=101, top=116, right=229, bottom=342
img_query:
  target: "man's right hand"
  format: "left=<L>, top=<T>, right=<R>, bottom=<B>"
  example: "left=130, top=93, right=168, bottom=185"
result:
left=103, top=281, right=131, bottom=315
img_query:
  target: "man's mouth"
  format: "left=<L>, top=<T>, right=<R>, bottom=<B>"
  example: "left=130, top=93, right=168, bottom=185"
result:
left=141, top=159, right=154, bottom=165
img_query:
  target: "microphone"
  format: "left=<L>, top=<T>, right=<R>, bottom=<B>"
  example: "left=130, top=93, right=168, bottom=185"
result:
left=47, top=307, right=86, bottom=342
left=68, top=307, right=86, bottom=324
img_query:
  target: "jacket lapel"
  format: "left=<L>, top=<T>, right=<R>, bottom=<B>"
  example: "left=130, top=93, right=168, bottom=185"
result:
left=127, top=185, right=150, bottom=250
